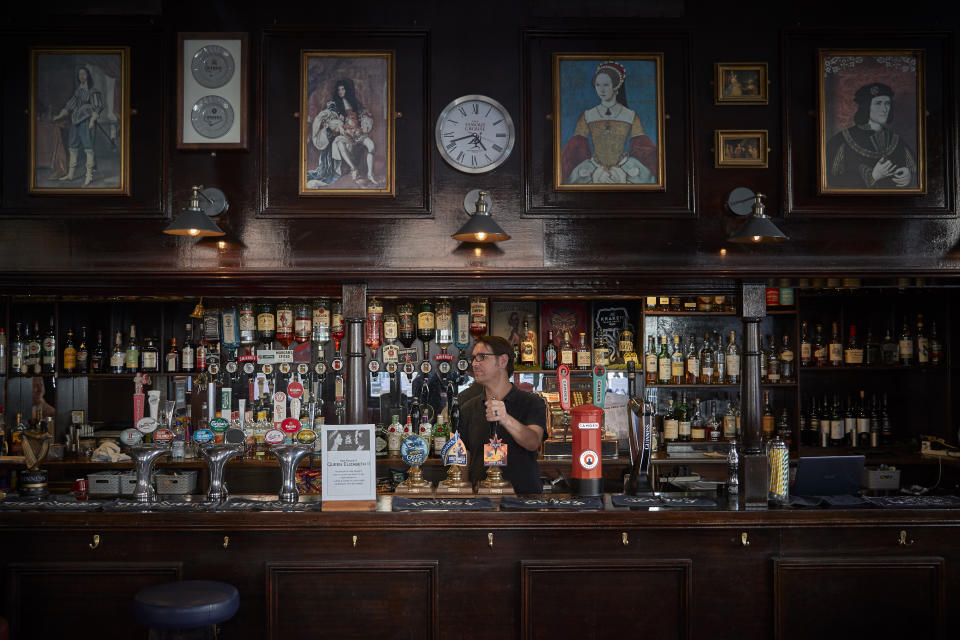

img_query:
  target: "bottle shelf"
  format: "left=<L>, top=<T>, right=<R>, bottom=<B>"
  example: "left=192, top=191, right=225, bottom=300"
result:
left=644, top=311, right=737, bottom=316
left=798, top=365, right=946, bottom=373
left=47, top=372, right=195, bottom=379
left=644, top=383, right=797, bottom=389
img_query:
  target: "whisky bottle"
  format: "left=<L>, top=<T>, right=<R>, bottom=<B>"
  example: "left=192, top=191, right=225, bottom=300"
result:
left=844, top=325, right=863, bottom=366
left=62, top=328, right=77, bottom=373
left=576, top=332, right=591, bottom=370
left=766, top=335, right=781, bottom=383
left=559, top=330, right=575, bottom=367
left=397, top=301, right=416, bottom=348
left=109, top=331, right=125, bottom=374
left=915, top=314, right=929, bottom=366
left=813, top=323, right=826, bottom=367
left=880, top=393, right=893, bottom=445
left=856, top=390, right=871, bottom=447
left=929, top=322, right=942, bottom=365
left=274, top=301, right=294, bottom=348
left=656, top=335, right=671, bottom=384
left=684, top=334, right=699, bottom=384
left=690, top=397, right=705, bottom=441
left=592, top=327, right=610, bottom=367
left=722, top=394, right=738, bottom=440
left=619, top=327, right=637, bottom=368
left=239, top=300, right=257, bottom=348
left=828, top=322, right=843, bottom=367
left=829, top=394, right=845, bottom=446
left=699, top=333, right=714, bottom=384
left=864, top=327, right=880, bottom=366
left=542, top=329, right=558, bottom=370
left=9, top=323, right=24, bottom=375
left=779, top=335, right=795, bottom=382
left=662, top=397, right=678, bottom=443
left=706, top=399, right=720, bottom=442
left=758, top=334, right=768, bottom=382
left=776, top=408, right=792, bottom=447
left=898, top=318, right=914, bottom=366
left=181, top=324, right=196, bottom=373
left=41, top=316, right=57, bottom=374
left=468, top=297, right=489, bottom=339
left=713, top=331, right=726, bottom=384
left=294, top=302, right=312, bottom=345
left=417, top=299, right=436, bottom=361
left=257, top=302, right=276, bottom=345
left=724, top=331, right=740, bottom=384
left=166, top=338, right=179, bottom=372
left=761, top=390, right=775, bottom=439
left=434, top=298, right=453, bottom=356
left=669, top=334, right=683, bottom=384
left=644, top=336, right=657, bottom=385
left=90, top=329, right=104, bottom=373
left=843, top=396, right=857, bottom=446
left=331, top=300, right=345, bottom=355
left=799, top=321, right=812, bottom=367
left=521, top=319, right=537, bottom=367
left=124, top=324, right=139, bottom=373
left=818, top=394, right=831, bottom=447
left=76, top=326, right=89, bottom=374
left=676, top=393, right=691, bottom=441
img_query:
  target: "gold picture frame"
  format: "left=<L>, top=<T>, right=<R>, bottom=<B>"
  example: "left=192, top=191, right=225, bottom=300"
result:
left=29, top=46, right=130, bottom=195
left=818, top=49, right=925, bottom=194
left=714, top=62, right=768, bottom=104
left=299, top=50, right=396, bottom=196
left=715, top=129, right=769, bottom=168
left=553, top=53, right=666, bottom=191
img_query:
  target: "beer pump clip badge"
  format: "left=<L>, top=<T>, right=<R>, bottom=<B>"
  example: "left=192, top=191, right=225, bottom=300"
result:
left=557, top=364, right=572, bottom=412
left=441, top=431, right=468, bottom=466
left=483, top=434, right=507, bottom=466
left=400, top=434, right=429, bottom=467
left=592, top=365, right=607, bottom=408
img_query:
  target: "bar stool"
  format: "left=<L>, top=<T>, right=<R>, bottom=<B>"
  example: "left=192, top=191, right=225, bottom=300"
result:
left=133, top=580, right=239, bottom=639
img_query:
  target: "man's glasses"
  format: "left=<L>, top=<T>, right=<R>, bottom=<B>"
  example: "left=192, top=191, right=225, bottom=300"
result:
left=471, top=352, right=495, bottom=362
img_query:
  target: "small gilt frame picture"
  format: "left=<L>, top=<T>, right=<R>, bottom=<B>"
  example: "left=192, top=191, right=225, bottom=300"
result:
left=714, top=62, right=768, bottom=105
left=715, top=129, right=768, bottom=168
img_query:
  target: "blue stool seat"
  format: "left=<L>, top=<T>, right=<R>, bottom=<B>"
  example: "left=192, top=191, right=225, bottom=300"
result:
left=134, top=580, right=239, bottom=631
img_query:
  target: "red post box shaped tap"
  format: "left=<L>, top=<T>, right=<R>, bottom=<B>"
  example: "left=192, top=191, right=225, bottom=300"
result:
left=570, top=403, right=604, bottom=496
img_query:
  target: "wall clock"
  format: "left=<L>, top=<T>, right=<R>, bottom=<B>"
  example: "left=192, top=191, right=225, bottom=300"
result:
left=435, top=95, right=515, bottom=173
left=177, top=33, right=248, bottom=150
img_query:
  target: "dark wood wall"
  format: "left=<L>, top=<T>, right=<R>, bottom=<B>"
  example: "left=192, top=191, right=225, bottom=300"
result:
left=1, top=1, right=958, bottom=295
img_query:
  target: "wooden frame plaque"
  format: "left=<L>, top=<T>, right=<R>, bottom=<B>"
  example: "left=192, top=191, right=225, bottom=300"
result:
left=177, top=32, right=248, bottom=150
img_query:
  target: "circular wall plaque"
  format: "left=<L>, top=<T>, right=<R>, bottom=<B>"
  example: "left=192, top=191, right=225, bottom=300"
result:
left=191, top=44, right=235, bottom=88
left=190, top=95, right=235, bottom=139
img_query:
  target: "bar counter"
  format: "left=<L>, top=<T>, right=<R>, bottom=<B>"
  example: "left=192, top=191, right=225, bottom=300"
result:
left=2, top=494, right=958, bottom=639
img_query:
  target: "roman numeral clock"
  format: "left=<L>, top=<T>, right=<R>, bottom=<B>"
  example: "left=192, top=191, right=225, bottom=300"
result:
left=435, top=95, right=515, bottom=173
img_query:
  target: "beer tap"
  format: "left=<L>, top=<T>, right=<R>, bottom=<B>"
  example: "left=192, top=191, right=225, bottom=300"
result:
left=625, top=361, right=654, bottom=494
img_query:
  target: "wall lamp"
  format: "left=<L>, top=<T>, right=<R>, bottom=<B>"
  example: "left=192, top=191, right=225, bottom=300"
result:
left=726, top=187, right=788, bottom=244
left=164, top=185, right=229, bottom=237
left=451, top=189, right=510, bottom=243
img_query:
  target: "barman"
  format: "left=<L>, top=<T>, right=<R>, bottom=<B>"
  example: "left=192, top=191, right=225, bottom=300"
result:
left=460, top=336, right=547, bottom=494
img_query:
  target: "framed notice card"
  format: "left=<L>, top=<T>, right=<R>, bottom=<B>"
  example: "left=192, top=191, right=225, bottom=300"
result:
left=177, top=32, right=248, bottom=150
left=321, top=424, right=376, bottom=510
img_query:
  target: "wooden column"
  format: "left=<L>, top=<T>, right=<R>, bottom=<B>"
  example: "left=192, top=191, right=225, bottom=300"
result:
left=738, top=280, right=767, bottom=509
left=342, top=283, right=367, bottom=425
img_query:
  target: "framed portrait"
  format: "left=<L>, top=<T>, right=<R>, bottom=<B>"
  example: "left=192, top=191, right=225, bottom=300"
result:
left=177, top=33, right=248, bottom=150
left=29, top=46, right=130, bottom=195
left=540, top=300, right=588, bottom=353
left=299, top=50, right=395, bottom=197
left=818, top=49, right=925, bottom=194
left=490, top=301, right=538, bottom=351
left=715, top=130, right=769, bottom=168
left=553, top=54, right=665, bottom=191
left=714, top=62, right=768, bottom=104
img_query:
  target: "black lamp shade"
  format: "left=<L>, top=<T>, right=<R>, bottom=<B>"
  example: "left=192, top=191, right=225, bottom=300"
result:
left=451, top=213, right=510, bottom=243
left=728, top=213, right=788, bottom=243
left=164, top=206, right=225, bottom=237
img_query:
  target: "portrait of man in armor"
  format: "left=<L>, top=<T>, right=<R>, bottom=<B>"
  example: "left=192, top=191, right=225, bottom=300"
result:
left=819, top=51, right=925, bottom=194
left=554, top=54, right=665, bottom=190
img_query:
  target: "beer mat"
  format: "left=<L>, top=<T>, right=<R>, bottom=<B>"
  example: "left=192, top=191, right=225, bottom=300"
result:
left=392, top=497, right=496, bottom=511
left=790, top=495, right=870, bottom=508
left=0, top=495, right=104, bottom=511
left=863, top=495, right=960, bottom=509
left=216, top=497, right=324, bottom=512
left=611, top=494, right=662, bottom=509
left=789, top=495, right=826, bottom=508
left=104, top=500, right=211, bottom=512
left=659, top=497, right=718, bottom=508
left=499, top=497, right=604, bottom=511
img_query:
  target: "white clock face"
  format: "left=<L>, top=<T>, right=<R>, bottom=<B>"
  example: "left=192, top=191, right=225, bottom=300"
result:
left=436, top=95, right=515, bottom=174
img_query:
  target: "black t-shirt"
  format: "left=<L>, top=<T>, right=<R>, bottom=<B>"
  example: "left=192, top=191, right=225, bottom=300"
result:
left=460, top=385, right=547, bottom=494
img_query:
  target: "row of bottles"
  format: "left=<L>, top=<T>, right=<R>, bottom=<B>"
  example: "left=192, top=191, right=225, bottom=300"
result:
left=653, top=390, right=793, bottom=445
left=643, top=295, right=736, bottom=313
left=799, top=315, right=942, bottom=368
left=644, top=330, right=748, bottom=386
left=798, top=391, right=893, bottom=448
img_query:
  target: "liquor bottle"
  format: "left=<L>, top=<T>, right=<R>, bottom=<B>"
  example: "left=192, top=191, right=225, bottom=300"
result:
left=722, top=393, right=738, bottom=440
left=868, top=394, right=881, bottom=448
left=812, top=323, right=826, bottom=367
left=829, top=394, right=845, bottom=447
left=76, top=326, right=89, bottom=374
left=696, top=295, right=713, bottom=312
left=181, top=324, right=196, bottom=373
left=669, top=296, right=681, bottom=312
left=294, top=302, right=312, bottom=345
left=766, top=335, right=781, bottom=383
left=915, top=314, right=929, bottom=366
left=238, top=301, right=257, bottom=348
left=9, top=323, right=24, bottom=375
left=684, top=334, right=699, bottom=384
left=387, top=414, right=402, bottom=457
left=880, top=393, right=893, bottom=445
left=706, top=399, right=720, bottom=442
left=0, top=328, right=5, bottom=376
left=761, top=390, right=775, bottom=439
left=367, top=297, right=385, bottom=356
left=682, top=296, right=697, bottom=312
left=699, top=333, right=714, bottom=385
left=669, top=334, right=683, bottom=385
left=779, top=335, right=795, bottom=382
left=204, top=305, right=224, bottom=347
left=592, top=326, right=610, bottom=367
left=843, top=325, right=864, bottom=366
left=898, top=318, right=914, bottom=366
left=644, top=336, right=657, bottom=385
left=712, top=331, right=726, bottom=384
left=828, top=322, right=843, bottom=367
left=273, top=301, right=294, bottom=348
left=166, top=338, right=179, bottom=372
left=880, top=328, right=898, bottom=365
left=576, top=332, right=591, bottom=370
left=799, top=321, right=812, bottom=367
left=90, top=329, right=104, bottom=373
left=618, top=326, right=637, bottom=368
left=724, top=330, right=740, bottom=384
left=434, top=298, right=453, bottom=356
left=382, top=312, right=399, bottom=346
left=843, top=395, right=857, bottom=446
left=397, top=301, right=416, bottom=348
left=520, top=319, right=537, bottom=367
left=257, top=302, right=276, bottom=345
left=818, top=394, right=831, bottom=447
left=26, top=320, right=41, bottom=375
left=559, top=330, right=575, bottom=367
left=141, top=336, right=159, bottom=372
left=41, top=316, right=57, bottom=374
left=454, top=306, right=470, bottom=354
left=676, top=393, right=691, bottom=441
left=798, top=399, right=812, bottom=446
left=656, top=335, right=671, bottom=384
left=415, top=300, right=435, bottom=361
left=662, top=397, right=678, bottom=443
left=777, top=408, right=792, bottom=447
left=468, top=297, right=489, bottom=339
left=124, top=324, right=139, bottom=373
left=542, top=329, right=558, bottom=370
left=864, top=327, right=880, bottom=366
left=856, top=390, right=871, bottom=447
left=109, top=331, right=124, bottom=374
left=62, top=328, right=77, bottom=373
left=930, top=322, right=942, bottom=365
left=657, top=295, right=670, bottom=312
left=331, top=300, right=345, bottom=355
left=690, top=397, right=705, bottom=441
left=221, top=306, right=240, bottom=354
left=758, top=334, right=768, bottom=382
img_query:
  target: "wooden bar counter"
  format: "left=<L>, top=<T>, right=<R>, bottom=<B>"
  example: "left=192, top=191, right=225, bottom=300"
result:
left=1, top=495, right=958, bottom=639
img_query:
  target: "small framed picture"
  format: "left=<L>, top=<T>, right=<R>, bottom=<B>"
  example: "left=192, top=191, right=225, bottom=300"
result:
left=71, top=410, right=85, bottom=425
left=715, top=129, right=769, bottom=168
left=715, top=63, right=768, bottom=105
left=177, top=33, right=248, bottom=150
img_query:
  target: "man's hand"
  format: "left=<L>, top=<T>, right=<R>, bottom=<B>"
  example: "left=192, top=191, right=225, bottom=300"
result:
left=871, top=158, right=896, bottom=183
left=892, top=166, right=911, bottom=187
